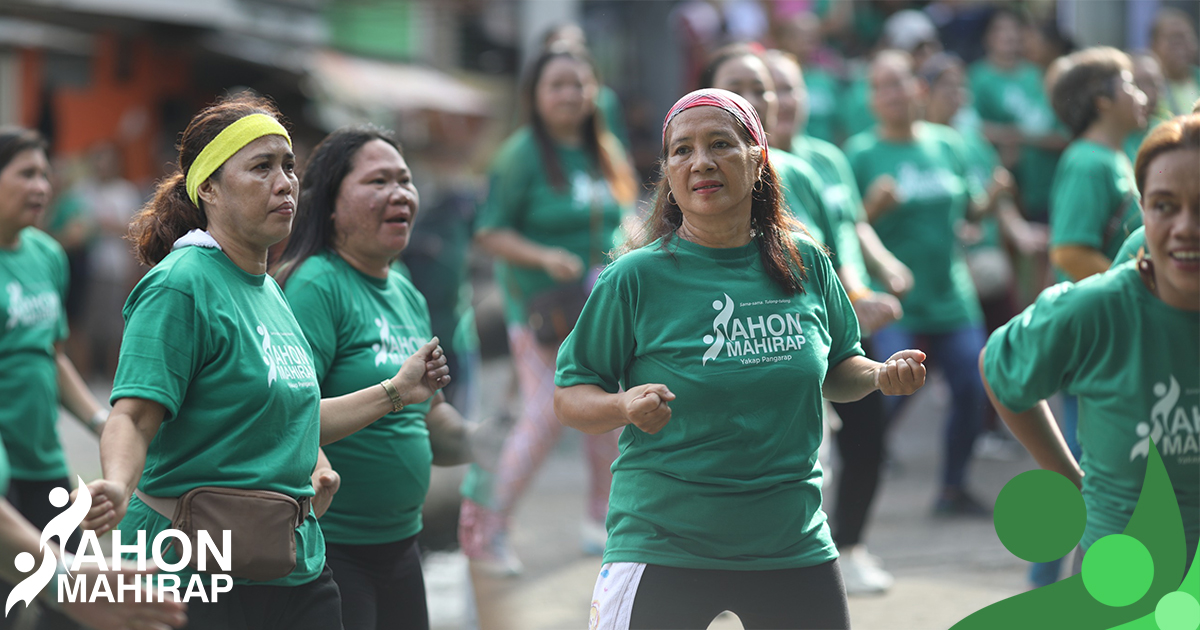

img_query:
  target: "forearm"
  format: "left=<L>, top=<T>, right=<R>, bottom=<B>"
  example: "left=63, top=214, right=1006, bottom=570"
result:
left=1050, top=245, right=1112, bottom=282
left=0, top=499, right=55, bottom=583
left=313, top=447, right=333, bottom=477
left=857, top=222, right=901, bottom=280
left=822, top=354, right=879, bottom=403
left=475, top=229, right=556, bottom=269
left=427, top=395, right=471, bottom=466
left=99, top=413, right=156, bottom=500
left=980, top=351, right=1083, bottom=487
left=554, top=384, right=628, bottom=435
left=56, top=351, right=104, bottom=428
left=318, top=383, right=394, bottom=445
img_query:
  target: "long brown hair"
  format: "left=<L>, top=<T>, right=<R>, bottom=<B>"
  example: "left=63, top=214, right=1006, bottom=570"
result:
left=128, top=93, right=287, bottom=267
left=626, top=111, right=811, bottom=295
left=524, top=45, right=637, bottom=205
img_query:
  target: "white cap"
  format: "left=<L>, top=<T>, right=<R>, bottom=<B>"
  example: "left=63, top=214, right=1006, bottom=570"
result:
left=884, top=9, right=939, bottom=52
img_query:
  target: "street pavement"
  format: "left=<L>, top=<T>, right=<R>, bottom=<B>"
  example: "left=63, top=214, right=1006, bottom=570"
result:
left=56, top=361, right=1044, bottom=630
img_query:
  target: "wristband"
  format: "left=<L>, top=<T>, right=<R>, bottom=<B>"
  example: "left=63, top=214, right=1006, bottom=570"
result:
left=846, top=287, right=873, bottom=305
left=89, top=409, right=109, bottom=433
left=380, top=379, right=405, bottom=413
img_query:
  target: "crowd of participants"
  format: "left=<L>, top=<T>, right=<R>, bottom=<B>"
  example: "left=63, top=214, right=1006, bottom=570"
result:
left=0, top=2, right=1197, bottom=630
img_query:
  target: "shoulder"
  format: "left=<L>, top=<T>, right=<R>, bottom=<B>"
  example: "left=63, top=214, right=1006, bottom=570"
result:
left=492, top=128, right=539, bottom=168
left=1057, top=141, right=1114, bottom=175
left=841, top=130, right=878, bottom=159
left=139, top=247, right=218, bottom=291
left=285, top=251, right=340, bottom=292
left=19, top=228, right=66, bottom=262
left=967, top=61, right=992, bottom=81
left=803, top=135, right=849, bottom=164
left=1030, top=264, right=1141, bottom=320
left=389, top=270, right=430, bottom=312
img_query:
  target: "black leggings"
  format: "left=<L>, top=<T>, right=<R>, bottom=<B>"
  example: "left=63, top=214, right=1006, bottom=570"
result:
left=325, top=535, right=428, bottom=630
left=628, top=560, right=850, bottom=630
left=830, top=338, right=886, bottom=549
left=183, top=564, right=343, bottom=630
left=0, top=477, right=81, bottom=630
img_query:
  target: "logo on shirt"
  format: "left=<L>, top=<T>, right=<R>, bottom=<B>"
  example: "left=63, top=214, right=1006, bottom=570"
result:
left=255, top=323, right=316, bottom=388
left=5, top=282, right=59, bottom=330
left=371, top=315, right=424, bottom=367
left=894, top=163, right=956, bottom=203
left=701, top=293, right=808, bottom=366
left=1132, top=376, right=1200, bottom=463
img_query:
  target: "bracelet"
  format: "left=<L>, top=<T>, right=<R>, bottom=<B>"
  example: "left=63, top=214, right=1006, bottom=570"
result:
left=846, top=287, right=873, bottom=305
left=89, top=409, right=109, bottom=433
left=379, top=379, right=405, bottom=413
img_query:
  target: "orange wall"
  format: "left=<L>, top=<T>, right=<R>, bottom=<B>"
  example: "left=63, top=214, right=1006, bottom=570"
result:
left=25, top=33, right=192, bottom=185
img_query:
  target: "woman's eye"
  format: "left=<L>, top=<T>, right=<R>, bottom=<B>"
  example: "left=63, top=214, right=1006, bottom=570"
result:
left=673, top=146, right=690, bottom=156
left=372, top=178, right=387, bottom=185
left=713, top=140, right=729, bottom=149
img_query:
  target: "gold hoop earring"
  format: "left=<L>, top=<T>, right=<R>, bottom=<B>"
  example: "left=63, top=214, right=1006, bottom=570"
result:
left=667, top=191, right=677, bottom=206
left=753, top=179, right=765, bottom=194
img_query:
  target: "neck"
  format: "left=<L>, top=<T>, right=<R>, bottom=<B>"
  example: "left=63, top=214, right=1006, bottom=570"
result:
left=1145, top=266, right=1200, bottom=312
left=880, top=120, right=917, bottom=142
left=1082, top=120, right=1126, bottom=152
left=547, top=124, right=583, bottom=147
left=676, top=208, right=753, bottom=249
left=0, top=223, right=20, bottom=250
left=988, top=52, right=1017, bottom=70
left=335, top=246, right=390, bottom=279
left=207, top=225, right=269, bottom=275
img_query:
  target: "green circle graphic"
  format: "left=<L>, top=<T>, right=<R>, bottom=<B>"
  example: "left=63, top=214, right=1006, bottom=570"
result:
left=1081, top=534, right=1154, bottom=607
left=1156, top=591, right=1200, bottom=630
left=993, top=470, right=1086, bottom=562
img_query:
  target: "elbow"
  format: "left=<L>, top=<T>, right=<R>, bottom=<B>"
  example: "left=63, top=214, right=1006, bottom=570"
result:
left=553, top=387, right=573, bottom=429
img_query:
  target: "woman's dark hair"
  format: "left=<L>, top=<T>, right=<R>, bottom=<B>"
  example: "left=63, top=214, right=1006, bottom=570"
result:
left=1048, top=46, right=1133, bottom=137
left=524, top=45, right=636, bottom=204
left=918, top=52, right=964, bottom=88
left=0, top=127, right=47, bottom=175
left=697, top=43, right=764, bottom=92
left=1134, top=113, right=1200, bottom=196
left=273, top=125, right=401, bottom=287
left=128, top=92, right=287, bottom=267
left=626, top=112, right=811, bottom=295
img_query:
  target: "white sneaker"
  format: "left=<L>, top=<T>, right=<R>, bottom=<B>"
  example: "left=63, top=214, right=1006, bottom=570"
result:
left=581, top=518, right=608, bottom=556
left=840, top=548, right=894, bottom=596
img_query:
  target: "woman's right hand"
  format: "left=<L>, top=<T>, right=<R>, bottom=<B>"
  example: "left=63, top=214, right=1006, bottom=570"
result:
left=852, top=292, right=902, bottom=334
left=391, top=337, right=450, bottom=407
left=863, top=175, right=900, bottom=222
left=74, top=479, right=129, bottom=536
left=621, top=384, right=675, bottom=434
left=541, top=248, right=585, bottom=282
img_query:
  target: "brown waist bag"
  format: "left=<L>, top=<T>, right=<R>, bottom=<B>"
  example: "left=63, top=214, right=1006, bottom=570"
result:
left=136, top=487, right=311, bottom=582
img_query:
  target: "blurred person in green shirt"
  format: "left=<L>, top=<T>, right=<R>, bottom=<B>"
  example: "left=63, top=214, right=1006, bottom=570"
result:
left=1152, top=8, right=1200, bottom=117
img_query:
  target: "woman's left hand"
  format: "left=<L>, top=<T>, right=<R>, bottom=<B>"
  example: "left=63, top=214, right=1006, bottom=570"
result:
left=875, top=350, right=927, bottom=396
left=392, top=337, right=451, bottom=407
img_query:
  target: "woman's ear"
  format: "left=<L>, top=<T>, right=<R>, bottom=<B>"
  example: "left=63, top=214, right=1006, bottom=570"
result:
left=196, top=179, right=218, bottom=208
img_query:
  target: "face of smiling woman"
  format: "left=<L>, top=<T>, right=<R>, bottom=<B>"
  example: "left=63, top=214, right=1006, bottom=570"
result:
left=1141, top=148, right=1200, bottom=311
left=664, top=106, right=763, bottom=230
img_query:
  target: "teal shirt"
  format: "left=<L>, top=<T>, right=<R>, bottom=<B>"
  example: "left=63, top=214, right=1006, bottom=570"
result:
left=968, top=60, right=1063, bottom=216
left=837, top=73, right=875, bottom=141
left=844, top=123, right=984, bottom=332
left=790, top=135, right=870, bottom=286
left=984, top=262, right=1199, bottom=560
left=112, top=245, right=324, bottom=587
left=802, top=67, right=842, bottom=144
left=284, top=251, right=435, bottom=545
left=476, top=128, right=625, bottom=325
left=0, top=228, right=70, bottom=480
left=556, top=235, right=862, bottom=570
left=1049, top=139, right=1142, bottom=280
left=772, top=149, right=834, bottom=249
left=1112, top=226, right=1146, bottom=269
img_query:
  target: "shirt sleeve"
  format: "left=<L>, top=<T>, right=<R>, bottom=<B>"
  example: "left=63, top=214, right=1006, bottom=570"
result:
left=982, top=282, right=1085, bottom=412
left=813, top=245, right=864, bottom=367
left=830, top=149, right=868, bottom=222
left=1050, top=157, right=1116, bottom=251
left=284, top=277, right=340, bottom=383
left=110, top=286, right=201, bottom=420
left=554, top=274, right=635, bottom=393
left=475, top=143, right=533, bottom=233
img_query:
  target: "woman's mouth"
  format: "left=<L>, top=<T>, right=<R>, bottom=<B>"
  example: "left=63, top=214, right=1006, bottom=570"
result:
left=1168, top=249, right=1200, bottom=269
left=693, top=181, right=723, bottom=195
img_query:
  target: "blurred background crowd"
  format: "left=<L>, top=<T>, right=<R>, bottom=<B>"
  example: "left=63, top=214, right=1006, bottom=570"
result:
left=0, top=1, right=1197, bottom=628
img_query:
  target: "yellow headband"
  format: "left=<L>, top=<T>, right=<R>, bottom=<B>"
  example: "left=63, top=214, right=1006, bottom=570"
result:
left=185, top=114, right=292, bottom=206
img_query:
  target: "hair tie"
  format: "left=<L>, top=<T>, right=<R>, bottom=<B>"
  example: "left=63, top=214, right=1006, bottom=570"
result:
left=186, top=114, right=291, bottom=207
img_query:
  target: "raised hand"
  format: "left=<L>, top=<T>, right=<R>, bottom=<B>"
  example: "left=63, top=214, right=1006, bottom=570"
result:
left=391, top=337, right=450, bottom=407
left=622, top=384, right=675, bottom=434
left=875, top=350, right=927, bottom=396
left=73, top=479, right=127, bottom=537
left=542, top=248, right=585, bottom=282
left=851, top=292, right=902, bottom=334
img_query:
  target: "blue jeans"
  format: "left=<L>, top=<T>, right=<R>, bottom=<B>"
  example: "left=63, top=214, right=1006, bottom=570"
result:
left=1029, top=394, right=1081, bottom=587
left=872, top=324, right=987, bottom=491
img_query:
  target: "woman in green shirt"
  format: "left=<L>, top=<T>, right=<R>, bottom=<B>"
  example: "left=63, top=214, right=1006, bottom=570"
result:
left=75, top=95, right=449, bottom=630
left=464, top=45, right=637, bottom=573
left=0, top=127, right=113, bottom=629
left=555, top=88, right=927, bottom=630
left=1047, top=47, right=1148, bottom=283
left=982, top=113, right=1199, bottom=576
left=274, top=125, right=472, bottom=630
left=844, top=50, right=993, bottom=516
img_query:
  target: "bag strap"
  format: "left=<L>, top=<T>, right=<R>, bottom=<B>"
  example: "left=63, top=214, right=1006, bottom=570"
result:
left=134, top=488, right=310, bottom=527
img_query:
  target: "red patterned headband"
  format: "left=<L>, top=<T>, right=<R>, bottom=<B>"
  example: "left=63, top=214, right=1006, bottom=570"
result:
left=661, top=88, right=768, bottom=164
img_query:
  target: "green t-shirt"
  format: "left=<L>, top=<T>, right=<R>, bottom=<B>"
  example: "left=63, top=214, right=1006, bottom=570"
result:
left=772, top=149, right=834, bottom=248
left=284, top=251, right=435, bottom=545
left=0, top=228, right=70, bottom=480
left=968, top=60, right=1063, bottom=216
left=844, top=123, right=984, bottom=332
left=960, top=127, right=1003, bottom=250
left=1112, top=226, right=1146, bottom=269
left=111, top=245, right=324, bottom=587
left=802, top=67, right=841, bottom=144
left=556, top=234, right=863, bottom=570
left=597, top=85, right=630, bottom=150
left=837, top=73, right=875, bottom=141
left=476, top=128, right=625, bottom=325
left=791, top=135, right=870, bottom=287
left=983, top=262, right=1199, bottom=560
left=0, top=434, right=9, bottom=496
left=1049, top=140, right=1142, bottom=280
